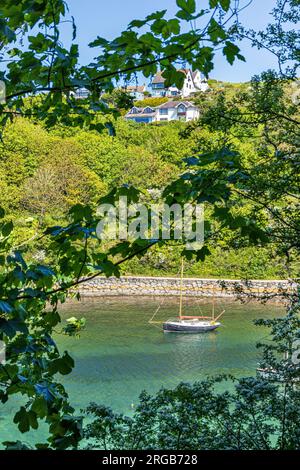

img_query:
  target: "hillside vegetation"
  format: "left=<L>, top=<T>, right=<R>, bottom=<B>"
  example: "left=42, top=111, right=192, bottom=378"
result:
left=0, top=80, right=297, bottom=279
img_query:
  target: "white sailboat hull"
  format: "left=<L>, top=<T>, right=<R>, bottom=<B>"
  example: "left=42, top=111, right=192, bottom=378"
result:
left=163, top=319, right=221, bottom=333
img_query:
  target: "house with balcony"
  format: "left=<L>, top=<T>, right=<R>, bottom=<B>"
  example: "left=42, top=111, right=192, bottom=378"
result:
left=125, top=101, right=199, bottom=123
left=149, top=69, right=209, bottom=98
left=156, top=100, right=200, bottom=122
left=125, top=105, right=157, bottom=123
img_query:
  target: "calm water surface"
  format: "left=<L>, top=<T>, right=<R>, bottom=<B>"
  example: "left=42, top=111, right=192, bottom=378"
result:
left=1, top=296, right=284, bottom=443
left=59, top=296, right=284, bottom=410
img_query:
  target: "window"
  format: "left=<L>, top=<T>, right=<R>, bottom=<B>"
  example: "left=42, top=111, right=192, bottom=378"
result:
left=159, top=108, right=168, bottom=115
left=177, top=104, right=186, bottom=114
left=135, top=117, right=152, bottom=123
left=152, top=83, right=164, bottom=89
left=144, top=107, right=154, bottom=113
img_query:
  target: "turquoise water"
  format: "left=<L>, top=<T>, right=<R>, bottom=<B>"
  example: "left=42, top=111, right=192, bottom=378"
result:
left=0, top=296, right=284, bottom=443
left=59, top=296, right=284, bottom=411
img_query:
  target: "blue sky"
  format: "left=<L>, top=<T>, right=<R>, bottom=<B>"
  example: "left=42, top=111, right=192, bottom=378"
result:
left=64, top=0, right=278, bottom=83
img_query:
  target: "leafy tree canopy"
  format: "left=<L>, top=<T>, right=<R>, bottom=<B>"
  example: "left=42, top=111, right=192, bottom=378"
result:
left=0, top=0, right=299, bottom=450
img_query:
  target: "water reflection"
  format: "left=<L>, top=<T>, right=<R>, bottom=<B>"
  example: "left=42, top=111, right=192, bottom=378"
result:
left=163, top=330, right=219, bottom=343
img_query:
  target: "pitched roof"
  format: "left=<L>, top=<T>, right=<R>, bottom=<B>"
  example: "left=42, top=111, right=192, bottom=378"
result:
left=178, top=68, right=190, bottom=75
left=157, top=100, right=196, bottom=109
left=151, top=71, right=165, bottom=84
left=126, top=100, right=199, bottom=117
left=126, top=106, right=156, bottom=117
left=125, top=85, right=146, bottom=93
left=191, top=70, right=208, bottom=84
left=151, top=68, right=203, bottom=86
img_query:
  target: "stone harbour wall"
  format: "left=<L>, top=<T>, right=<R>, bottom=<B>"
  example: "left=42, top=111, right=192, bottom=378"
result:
left=76, top=276, right=296, bottom=299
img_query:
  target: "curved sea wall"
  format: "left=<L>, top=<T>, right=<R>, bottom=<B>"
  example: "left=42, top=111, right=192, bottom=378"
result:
left=76, top=276, right=296, bottom=299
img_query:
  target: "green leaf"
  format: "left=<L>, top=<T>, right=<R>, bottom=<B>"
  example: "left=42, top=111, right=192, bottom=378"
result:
left=0, top=19, right=16, bottom=43
left=35, top=265, right=55, bottom=277
left=208, top=18, right=227, bottom=42
left=0, top=301, right=13, bottom=313
left=168, top=19, right=180, bottom=35
left=176, top=0, right=196, bottom=14
left=223, top=41, right=241, bottom=65
left=13, top=407, right=38, bottom=433
left=0, top=318, right=14, bottom=338
left=220, top=0, right=230, bottom=11
left=146, top=10, right=167, bottom=21
left=3, top=441, right=31, bottom=450
left=88, top=36, right=109, bottom=47
left=0, top=318, right=28, bottom=338
left=49, top=351, right=74, bottom=376
left=1, top=221, right=13, bottom=237
left=196, top=246, right=211, bottom=261
left=31, top=396, right=48, bottom=418
left=128, top=19, right=147, bottom=28
left=176, top=10, right=191, bottom=20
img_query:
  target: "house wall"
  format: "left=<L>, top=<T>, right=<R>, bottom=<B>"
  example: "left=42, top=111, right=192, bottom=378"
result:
left=126, top=104, right=199, bottom=123
left=167, top=108, right=178, bottom=121
left=126, top=116, right=153, bottom=123
left=182, top=71, right=197, bottom=97
left=151, top=83, right=166, bottom=97
left=130, top=91, right=145, bottom=101
left=186, top=108, right=199, bottom=120
left=155, top=107, right=199, bottom=122
left=193, top=72, right=209, bottom=92
left=197, top=81, right=209, bottom=92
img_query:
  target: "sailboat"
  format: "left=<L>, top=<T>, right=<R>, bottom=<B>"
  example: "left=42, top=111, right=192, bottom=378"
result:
left=162, top=259, right=225, bottom=333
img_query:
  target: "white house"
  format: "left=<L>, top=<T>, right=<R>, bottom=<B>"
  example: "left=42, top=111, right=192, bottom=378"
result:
left=124, top=105, right=157, bottom=123
left=182, top=69, right=209, bottom=96
left=72, top=87, right=91, bottom=99
left=156, top=100, right=200, bottom=122
left=125, top=101, right=199, bottom=123
left=123, top=84, right=147, bottom=101
left=150, top=69, right=209, bottom=98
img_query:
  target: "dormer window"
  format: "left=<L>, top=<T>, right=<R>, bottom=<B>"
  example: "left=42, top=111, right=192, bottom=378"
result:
left=177, top=104, right=186, bottom=114
left=144, top=107, right=154, bottom=113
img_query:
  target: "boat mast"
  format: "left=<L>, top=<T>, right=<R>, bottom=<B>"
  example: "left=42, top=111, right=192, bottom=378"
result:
left=179, top=257, right=184, bottom=319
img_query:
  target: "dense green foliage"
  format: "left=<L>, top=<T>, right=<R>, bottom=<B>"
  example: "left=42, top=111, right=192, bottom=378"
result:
left=84, top=303, right=300, bottom=450
left=134, top=96, right=169, bottom=107
left=0, top=0, right=299, bottom=451
left=1, top=83, right=298, bottom=279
